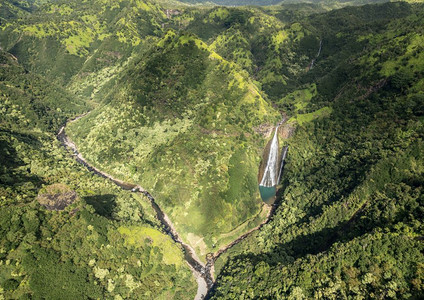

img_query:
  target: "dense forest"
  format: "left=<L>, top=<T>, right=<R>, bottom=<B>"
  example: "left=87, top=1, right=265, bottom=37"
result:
left=211, top=2, right=424, bottom=297
left=0, top=0, right=423, bottom=299
left=0, top=49, right=196, bottom=298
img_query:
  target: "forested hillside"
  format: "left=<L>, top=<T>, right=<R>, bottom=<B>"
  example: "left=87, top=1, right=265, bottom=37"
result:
left=0, top=0, right=423, bottom=299
left=0, top=2, right=199, bottom=298
left=176, top=0, right=282, bottom=6
left=0, top=0, right=167, bottom=88
left=210, top=2, right=424, bottom=298
left=0, top=45, right=196, bottom=299
left=176, top=0, right=390, bottom=8
left=66, top=31, right=280, bottom=257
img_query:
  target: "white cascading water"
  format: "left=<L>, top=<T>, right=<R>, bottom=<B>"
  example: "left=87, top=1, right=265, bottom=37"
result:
left=260, top=126, right=280, bottom=187
left=277, top=146, right=288, bottom=184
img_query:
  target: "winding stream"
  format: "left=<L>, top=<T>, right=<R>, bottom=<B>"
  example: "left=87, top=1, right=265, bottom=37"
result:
left=57, top=115, right=287, bottom=300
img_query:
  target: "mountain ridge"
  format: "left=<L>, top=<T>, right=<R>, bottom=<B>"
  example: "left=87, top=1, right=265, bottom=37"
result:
left=0, top=0, right=423, bottom=299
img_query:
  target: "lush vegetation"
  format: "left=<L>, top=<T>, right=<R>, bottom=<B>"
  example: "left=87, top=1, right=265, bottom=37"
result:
left=211, top=2, right=424, bottom=298
left=177, top=0, right=282, bottom=6
left=67, top=32, right=280, bottom=256
left=0, top=29, right=195, bottom=300
left=1, top=0, right=423, bottom=299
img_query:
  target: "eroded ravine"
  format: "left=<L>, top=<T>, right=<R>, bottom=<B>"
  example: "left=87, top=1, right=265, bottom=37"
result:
left=57, top=115, right=287, bottom=300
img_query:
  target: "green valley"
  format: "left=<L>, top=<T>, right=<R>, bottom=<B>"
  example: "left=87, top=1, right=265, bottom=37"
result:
left=1, top=0, right=423, bottom=299
left=66, top=31, right=280, bottom=257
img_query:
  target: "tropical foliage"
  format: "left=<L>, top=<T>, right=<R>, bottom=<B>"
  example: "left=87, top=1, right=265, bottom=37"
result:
left=1, top=0, right=423, bottom=299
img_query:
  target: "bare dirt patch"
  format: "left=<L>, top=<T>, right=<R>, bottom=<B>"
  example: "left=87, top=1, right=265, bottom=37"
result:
left=37, top=183, right=78, bottom=211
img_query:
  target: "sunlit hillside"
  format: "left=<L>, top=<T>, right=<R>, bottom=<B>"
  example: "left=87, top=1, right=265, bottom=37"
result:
left=0, top=0, right=423, bottom=299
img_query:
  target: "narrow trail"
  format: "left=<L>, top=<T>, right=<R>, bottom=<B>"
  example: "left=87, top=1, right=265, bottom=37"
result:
left=57, top=115, right=288, bottom=300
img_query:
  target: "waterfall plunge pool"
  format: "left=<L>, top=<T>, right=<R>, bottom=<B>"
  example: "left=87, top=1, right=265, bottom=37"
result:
left=258, top=122, right=288, bottom=204
left=258, top=125, right=280, bottom=204
left=259, top=185, right=277, bottom=205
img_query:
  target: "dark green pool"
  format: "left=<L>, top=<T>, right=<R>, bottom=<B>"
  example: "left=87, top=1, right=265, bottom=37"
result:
left=259, top=185, right=276, bottom=204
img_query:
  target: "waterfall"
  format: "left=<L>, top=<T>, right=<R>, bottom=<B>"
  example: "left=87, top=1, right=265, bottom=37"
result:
left=316, top=39, right=322, bottom=57
left=260, top=126, right=280, bottom=187
left=277, top=146, right=288, bottom=184
left=310, top=39, right=322, bottom=70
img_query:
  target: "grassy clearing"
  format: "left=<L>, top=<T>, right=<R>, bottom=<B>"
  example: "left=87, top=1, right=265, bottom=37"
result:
left=118, top=226, right=184, bottom=266
left=293, top=106, right=333, bottom=125
left=278, top=83, right=317, bottom=113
